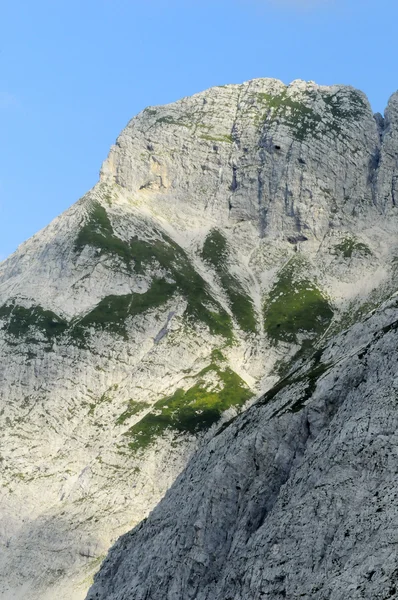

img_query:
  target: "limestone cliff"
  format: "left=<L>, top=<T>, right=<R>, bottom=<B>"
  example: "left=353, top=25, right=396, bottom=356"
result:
left=88, top=292, right=398, bottom=599
left=1, top=78, right=398, bottom=600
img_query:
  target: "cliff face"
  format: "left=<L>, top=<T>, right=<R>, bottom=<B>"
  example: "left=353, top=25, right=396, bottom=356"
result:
left=103, top=79, right=379, bottom=229
left=1, top=78, right=398, bottom=600
left=87, top=292, right=398, bottom=600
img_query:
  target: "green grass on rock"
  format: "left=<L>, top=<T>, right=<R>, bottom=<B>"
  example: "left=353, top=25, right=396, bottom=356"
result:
left=333, top=237, right=372, bottom=259
left=74, top=218, right=234, bottom=343
left=116, top=401, right=149, bottom=425
left=0, top=303, right=68, bottom=343
left=201, top=229, right=257, bottom=334
left=125, top=362, right=253, bottom=452
left=264, top=259, right=333, bottom=344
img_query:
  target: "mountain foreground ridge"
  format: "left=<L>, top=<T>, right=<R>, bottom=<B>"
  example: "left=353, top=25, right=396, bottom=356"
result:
left=1, top=77, right=398, bottom=599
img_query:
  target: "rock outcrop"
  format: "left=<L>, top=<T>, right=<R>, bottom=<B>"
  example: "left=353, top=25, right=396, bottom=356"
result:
left=1, top=77, right=398, bottom=600
left=88, top=292, right=398, bottom=600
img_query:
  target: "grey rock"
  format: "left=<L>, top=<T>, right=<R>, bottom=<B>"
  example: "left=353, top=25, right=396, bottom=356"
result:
left=2, top=77, right=398, bottom=599
left=87, top=295, right=398, bottom=599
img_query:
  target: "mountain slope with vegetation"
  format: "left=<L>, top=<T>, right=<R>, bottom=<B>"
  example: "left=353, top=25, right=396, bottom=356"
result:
left=1, top=77, right=398, bottom=599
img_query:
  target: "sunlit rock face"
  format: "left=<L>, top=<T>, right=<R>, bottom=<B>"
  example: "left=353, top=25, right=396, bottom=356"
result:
left=103, top=78, right=381, bottom=237
left=1, top=78, right=398, bottom=600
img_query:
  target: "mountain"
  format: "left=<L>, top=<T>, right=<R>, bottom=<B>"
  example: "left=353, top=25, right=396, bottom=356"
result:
left=87, top=291, right=398, bottom=599
left=1, top=77, right=398, bottom=600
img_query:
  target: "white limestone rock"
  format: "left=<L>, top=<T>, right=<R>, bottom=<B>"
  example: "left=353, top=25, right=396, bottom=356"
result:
left=1, top=78, right=398, bottom=600
left=87, top=295, right=398, bottom=600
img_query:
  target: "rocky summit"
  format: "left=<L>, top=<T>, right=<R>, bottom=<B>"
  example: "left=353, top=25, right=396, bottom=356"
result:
left=1, top=78, right=398, bottom=600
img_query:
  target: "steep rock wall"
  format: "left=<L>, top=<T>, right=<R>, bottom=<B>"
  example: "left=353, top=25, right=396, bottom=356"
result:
left=1, top=78, right=398, bottom=599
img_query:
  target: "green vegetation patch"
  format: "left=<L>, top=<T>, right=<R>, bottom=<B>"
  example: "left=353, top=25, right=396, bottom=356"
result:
left=71, top=280, right=176, bottom=342
left=159, top=234, right=234, bottom=341
left=201, top=229, right=257, bottom=334
left=126, top=237, right=172, bottom=274
left=201, top=229, right=229, bottom=266
left=264, top=259, right=333, bottom=344
left=257, top=91, right=322, bottom=141
left=75, top=203, right=193, bottom=276
left=73, top=229, right=234, bottom=343
left=322, top=90, right=368, bottom=122
left=73, top=204, right=234, bottom=341
left=0, top=302, right=68, bottom=342
left=0, top=252, right=233, bottom=350
left=256, top=89, right=367, bottom=141
left=155, top=115, right=190, bottom=128
left=333, top=237, right=372, bottom=259
left=144, top=237, right=234, bottom=342
left=199, top=133, right=233, bottom=144
left=211, top=348, right=226, bottom=363
left=220, top=274, right=258, bottom=334
left=75, top=202, right=146, bottom=270
left=11, top=206, right=232, bottom=345
left=125, top=363, right=253, bottom=452
left=116, top=401, right=149, bottom=425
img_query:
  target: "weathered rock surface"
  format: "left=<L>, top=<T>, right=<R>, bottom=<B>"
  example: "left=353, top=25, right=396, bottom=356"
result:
left=87, top=293, right=398, bottom=600
left=1, top=77, right=398, bottom=600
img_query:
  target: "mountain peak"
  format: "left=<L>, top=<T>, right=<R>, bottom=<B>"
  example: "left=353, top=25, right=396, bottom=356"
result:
left=100, top=77, right=380, bottom=242
left=2, top=78, right=398, bottom=600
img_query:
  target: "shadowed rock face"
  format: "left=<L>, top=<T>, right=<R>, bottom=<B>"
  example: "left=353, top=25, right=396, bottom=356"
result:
left=2, top=78, right=398, bottom=600
left=87, top=295, right=398, bottom=600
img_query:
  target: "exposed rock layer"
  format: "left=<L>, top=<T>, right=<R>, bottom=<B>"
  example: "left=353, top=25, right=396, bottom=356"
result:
left=1, top=78, right=398, bottom=599
left=88, top=293, right=398, bottom=599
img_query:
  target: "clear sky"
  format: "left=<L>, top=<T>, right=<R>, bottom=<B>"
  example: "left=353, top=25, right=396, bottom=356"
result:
left=1, top=0, right=397, bottom=259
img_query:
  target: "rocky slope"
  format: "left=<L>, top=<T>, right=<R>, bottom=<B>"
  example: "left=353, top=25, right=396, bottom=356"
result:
left=2, top=77, right=398, bottom=600
left=87, top=291, right=398, bottom=600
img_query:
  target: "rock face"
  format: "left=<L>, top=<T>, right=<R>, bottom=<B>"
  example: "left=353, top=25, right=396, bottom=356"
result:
left=1, top=78, right=398, bottom=600
left=87, top=293, right=398, bottom=600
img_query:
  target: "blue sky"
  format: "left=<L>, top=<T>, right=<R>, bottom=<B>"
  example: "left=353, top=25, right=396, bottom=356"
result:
left=1, top=0, right=397, bottom=259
